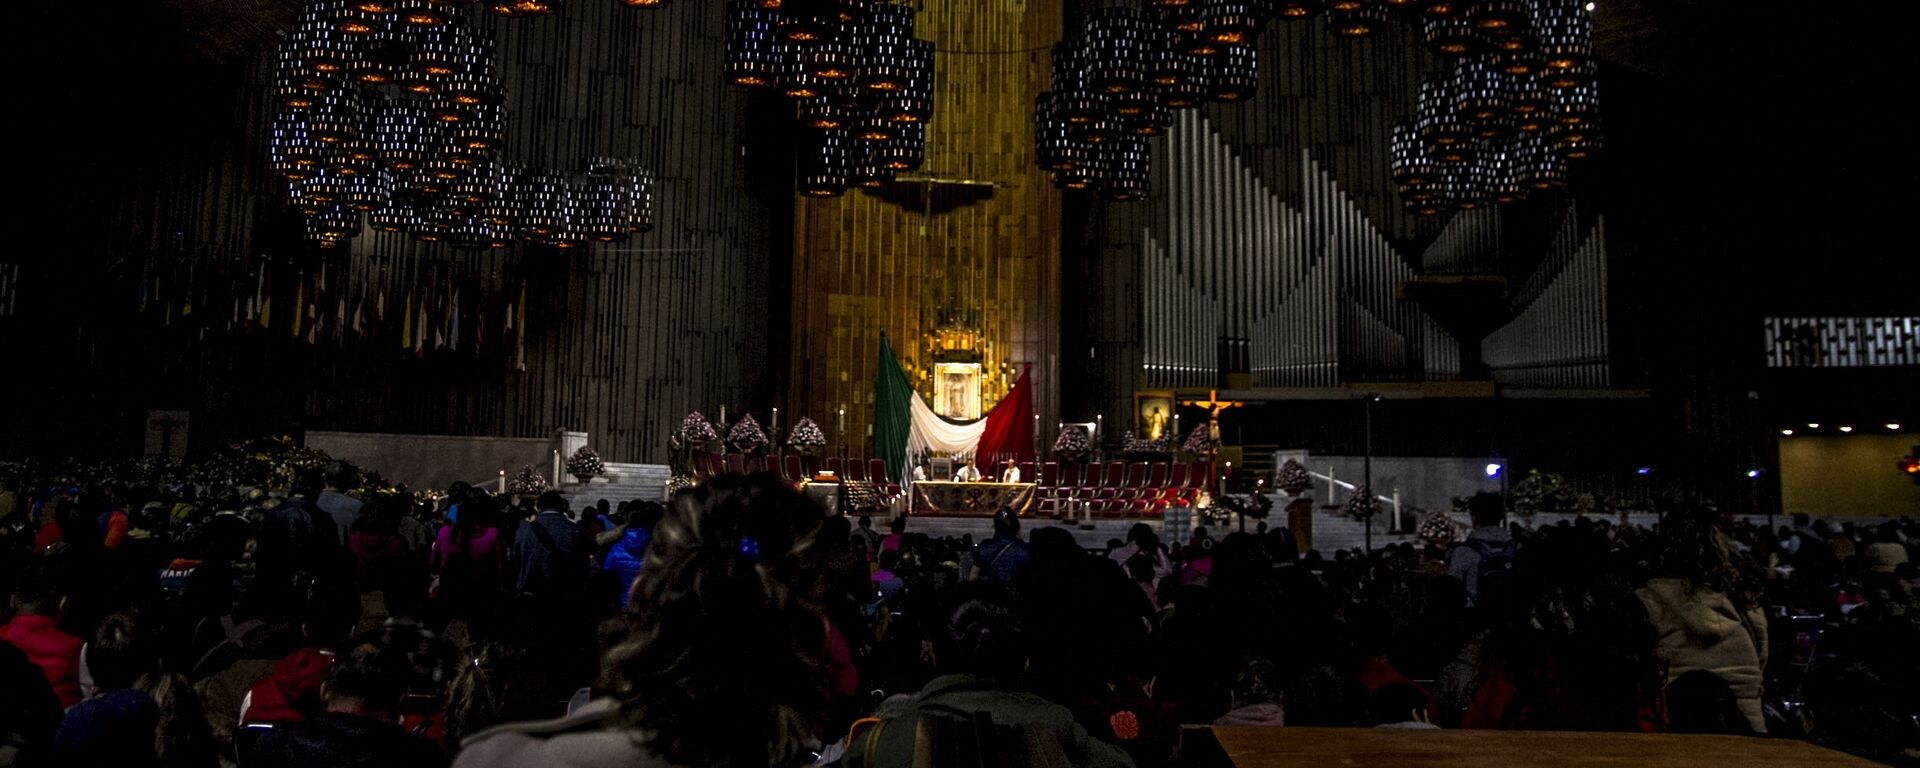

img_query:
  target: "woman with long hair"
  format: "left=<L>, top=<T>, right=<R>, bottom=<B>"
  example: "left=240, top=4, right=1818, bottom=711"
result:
left=1636, top=505, right=1768, bottom=733
left=454, top=474, right=832, bottom=768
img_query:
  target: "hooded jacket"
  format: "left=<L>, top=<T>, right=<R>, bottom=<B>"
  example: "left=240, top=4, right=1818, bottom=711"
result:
left=1634, top=578, right=1767, bottom=733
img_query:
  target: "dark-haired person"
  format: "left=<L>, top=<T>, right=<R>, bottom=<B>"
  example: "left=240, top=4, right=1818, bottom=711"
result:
left=1108, top=524, right=1171, bottom=583
left=1, top=561, right=84, bottom=707
left=455, top=474, right=833, bottom=768
left=843, top=584, right=1132, bottom=768
left=511, top=492, right=590, bottom=603
left=971, top=508, right=1029, bottom=584
left=316, top=463, right=365, bottom=547
left=1636, top=508, right=1767, bottom=733
left=52, top=613, right=161, bottom=767
left=1446, top=491, right=1513, bottom=607
left=252, top=637, right=447, bottom=768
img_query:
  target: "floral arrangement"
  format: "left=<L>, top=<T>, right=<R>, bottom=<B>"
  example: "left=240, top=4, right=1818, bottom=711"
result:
left=507, top=464, right=548, bottom=495
left=1342, top=485, right=1379, bottom=520
left=728, top=413, right=770, bottom=454
left=1277, top=459, right=1313, bottom=495
left=1053, top=425, right=1091, bottom=464
left=1417, top=509, right=1461, bottom=545
left=566, top=446, right=605, bottom=478
left=787, top=417, right=827, bottom=448
left=1181, top=423, right=1216, bottom=455
left=1122, top=431, right=1172, bottom=456
left=687, top=414, right=721, bottom=443
left=1509, top=469, right=1579, bottom=517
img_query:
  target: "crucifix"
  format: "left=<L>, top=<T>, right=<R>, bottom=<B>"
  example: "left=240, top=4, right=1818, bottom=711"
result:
left=1181, top=389, right=1243, bottom=442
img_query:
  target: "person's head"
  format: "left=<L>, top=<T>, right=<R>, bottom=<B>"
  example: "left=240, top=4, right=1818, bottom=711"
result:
left=1468, top=491, right=1504, bottom=528
left=630, top=501, right=664, bottom=531
left=919, top=458, right=930, bottom=469
left=1124, top=552, right=1155, bottom=584
left=1652, top=505, right=1736, bottom=594
left=1126, top=523, right=1155, bottom=547
left=602, top=474, right=828, bottom=768
left=325, top=461, right=358, bottom=491
left=992, top=507, right=1020, bottom=538
left=597, top=498, right=611, bottom=515
left=890, top=515, right=907, bottom=535
left=86, top=612, right=157, bottom=691
left=291, top=469, right=325, bottom=499
left=930, top=584, right=1025, bottom=680
left=8, top=559, right=66, bottom=617
left=323, top=638, right=410, bottom=718
left=1228, top=656, right=1280, bottom=710
left=857, top=514, right=872, bottom=531
left=536, top=491, right=568, bottom=514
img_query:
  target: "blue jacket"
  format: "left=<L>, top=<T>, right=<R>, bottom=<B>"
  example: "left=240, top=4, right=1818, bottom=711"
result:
left=512, top=511, right=589, bottom=597
left=601, top=526, right=651, bottom=601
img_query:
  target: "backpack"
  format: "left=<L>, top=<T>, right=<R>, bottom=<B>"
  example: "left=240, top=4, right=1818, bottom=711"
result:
left=1465, top=537, right=1517, bottom=595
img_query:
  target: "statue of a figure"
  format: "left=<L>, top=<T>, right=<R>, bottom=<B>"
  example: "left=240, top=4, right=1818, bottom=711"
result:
left=1145, top=406, right=1167, bottom=441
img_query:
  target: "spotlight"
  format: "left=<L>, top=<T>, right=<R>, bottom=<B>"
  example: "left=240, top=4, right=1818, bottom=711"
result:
left=1839, top=426, right=1853, bottom=433
left=1485, top=463, right=1503, bottom=477
left=1635, top=467, right=1651, bottom=475
left=1890, top=423, right=1904, bottom=431
left=1746, top=469, right=1761, bottom=478
left=1584, top=2, right=1595, bottom=10
left=1807, top=423, right=1819, bottom=429
left=1780, top=429, right=1793, bottom=436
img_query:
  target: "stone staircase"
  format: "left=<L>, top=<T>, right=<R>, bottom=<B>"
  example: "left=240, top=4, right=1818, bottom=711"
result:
left=559, top=462, right=670, bottom=509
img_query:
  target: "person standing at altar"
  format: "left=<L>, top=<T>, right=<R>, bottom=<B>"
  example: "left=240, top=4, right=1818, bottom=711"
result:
left=999, top=459, right=1022, bottom=484
left=954, top=458, right=983, bottom=483
left=911, top=458, right=932, bottom=482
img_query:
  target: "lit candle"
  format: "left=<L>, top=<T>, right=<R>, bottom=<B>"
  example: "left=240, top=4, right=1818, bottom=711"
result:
left=497, top=468, right=505, bottom=494
left=772, top=407, right=780, bottom=435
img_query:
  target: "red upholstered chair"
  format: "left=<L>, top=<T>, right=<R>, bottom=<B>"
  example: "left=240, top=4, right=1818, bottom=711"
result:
left=1058, top=463, right=1079, bottom=489
left=1169, top=462, right=1188, bottom=490
left=723, top=454, right=746, bottom=475
left=696, top=452, right=719, bottom=480
left=1082, top=463, right=1104, bottom=489
left=1040, top=462, right=1058, bottom=488
left=1125, top=499, right=1152, bottom=518
left=1125, top=462, right=1148, bottom=489
left=869, top=459, right=890, bottom=485
left=784, top=454, right=804, bottom=482
left=1146, top=463, right=1168, bottom=490
left=742, top=455, right=762, bottom=474
left=826, top=456, right=843, bottom=477
left=845, top=460, right=867, bottom=482
left=1016, top=462, right=1036, bottom=485
left=1106, top=461, right=1126, bottom=490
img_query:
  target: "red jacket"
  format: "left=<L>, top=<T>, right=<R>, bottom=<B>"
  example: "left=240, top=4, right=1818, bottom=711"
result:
left=240, top=647, right=336, bottom=725
left=0, top=614, right=84, bottom=707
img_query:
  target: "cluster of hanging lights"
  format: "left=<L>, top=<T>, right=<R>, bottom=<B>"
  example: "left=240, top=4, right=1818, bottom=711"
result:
left=269, top=0, right=656, bottom=249
left=1035, top=7, right=1248, bottom=201
left=726, top=0, right=936, bottom=197
left=1394, top=0, right=1599, bottom=216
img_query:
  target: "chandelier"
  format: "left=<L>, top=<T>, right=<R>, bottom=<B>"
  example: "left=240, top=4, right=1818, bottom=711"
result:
left=268, top=0, right=657, bottom=248
left=729, top=0, right=934, bottom=196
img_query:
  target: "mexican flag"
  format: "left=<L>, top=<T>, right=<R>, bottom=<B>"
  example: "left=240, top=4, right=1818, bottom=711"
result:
left=874, top=334, right=1035, bottom=483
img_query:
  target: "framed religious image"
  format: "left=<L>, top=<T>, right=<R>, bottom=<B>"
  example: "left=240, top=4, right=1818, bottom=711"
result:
left=934, top=362, right=983, bottom=420
left=1136, top=394, right=1173, bottom=442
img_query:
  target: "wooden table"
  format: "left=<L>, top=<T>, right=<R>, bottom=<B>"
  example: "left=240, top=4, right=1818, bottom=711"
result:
left=909, top=481, right=1036, bottom=516
left=1208, top=726, right=1878, bottom=768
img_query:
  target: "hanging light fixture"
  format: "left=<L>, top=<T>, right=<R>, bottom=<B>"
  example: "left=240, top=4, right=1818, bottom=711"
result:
left=1552, top=79, right=1599, bottom=126
left=1153, top=48, right=1207, bottom=108
left=726, top=0, right=783, bottom=86
left=1100, top=135, right=1151, bottom=201
left=1055, top=144, right=1107, bottom=190
left=568, top=159, right=630, bottom=243
left=270, top=113, right=329, bottom=180
left=803, top=28, right=859, bottom=81
left=1534, top=0, right=1595, bottom=88
left=619, top=0, right=670, bottom=8
left=1126, top=101, right=1173, bottom=136
left=373, top=98, right=436, bottom=170
left=483, top=164, right=523, bottom=229
left=797, top=90, right=849, bottom=129
left=1373, top=0, right=1417, bottom=11
left=451, top=162, right=504, bottom=207
left=306, top=206, right=361, bottom=247
left=1495, top=50, right=1543, bottom=79
left=1389, top=119, right=1437, bottom=188
left=1514, top=131, right=1567, bottom=189
left=881, top=38, right=933, bottom=123
left=1509, top=79, right=1553, bottom=131
left=1415, top=0, right=1461, bottom=17
left=1069, top=115, right=1120, bottom=145
left=1422, top=16, right=1480, bottom=56
left=394, top=0, right=449, bottom=27
left=1550, top=123, right=1601, bottom=159
left=1467, top=0, right=1529, bottom=32
left=369, top=201, right=422, bottom=233
left=1202, top=2, right=1261, bottom=45
left=778, top=0, right=839, bottom=43
left=1484, top=142, right=1525, bottom=204
left=1455, top=57, right=1514, bottom=139
left=623, top=164, right=655, bottom=234
left=1327, top=3, right=1389, bottom=37
left=875, top=121, right=924, bottom=171
left=1268, top=0, right=1327, bottom=20
left=1085, top=8, right=1151, bottom=95
left=514, top=169, right=570, bottom=237
left=1416, top=74, right=1468, bottom=160
left=855, top=3, right=914, bottom=92
left=344, top=167, right=394, bottom=211
left=488, top=0, right=564, bottom=17
left=1207, top=43, right=1257, bottom=102
left=1035, top=92, right=1066, bottom=170
left=1451, top=156, right=1490, bottom=210
left=853, top=113, right=899, bottom=141
left=848, top=146, right=895, bottom=188
left=304, top=91, right=362, bottom=145
left=331, top=138, right=382, bottom=177
left=798, top=129, right=854, bottom=197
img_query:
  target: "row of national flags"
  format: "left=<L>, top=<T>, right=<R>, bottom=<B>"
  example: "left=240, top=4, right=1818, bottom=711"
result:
left=135, top=255, right=528, bottom=371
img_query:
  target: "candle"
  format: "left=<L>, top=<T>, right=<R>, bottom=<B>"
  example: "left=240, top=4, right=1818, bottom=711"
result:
left=497, top=469, right=505, bottom=494
left=772, top=407, right=780, bottom=434
left=721, top=405, right=727, bottom=426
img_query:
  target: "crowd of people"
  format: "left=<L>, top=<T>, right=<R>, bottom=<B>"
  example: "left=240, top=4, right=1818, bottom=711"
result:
left=0, top=468, right=1915, bottom=767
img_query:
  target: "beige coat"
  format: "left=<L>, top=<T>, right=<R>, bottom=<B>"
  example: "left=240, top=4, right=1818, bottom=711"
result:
left=1635, top=578, right=1768, bottom=733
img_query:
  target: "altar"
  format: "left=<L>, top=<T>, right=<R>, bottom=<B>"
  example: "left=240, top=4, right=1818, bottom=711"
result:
left=910, top=480, right=1037, bottom=516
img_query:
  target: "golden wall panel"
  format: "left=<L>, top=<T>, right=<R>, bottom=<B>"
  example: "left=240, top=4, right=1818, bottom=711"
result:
left=788, top=0, right=1064, bottom=458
